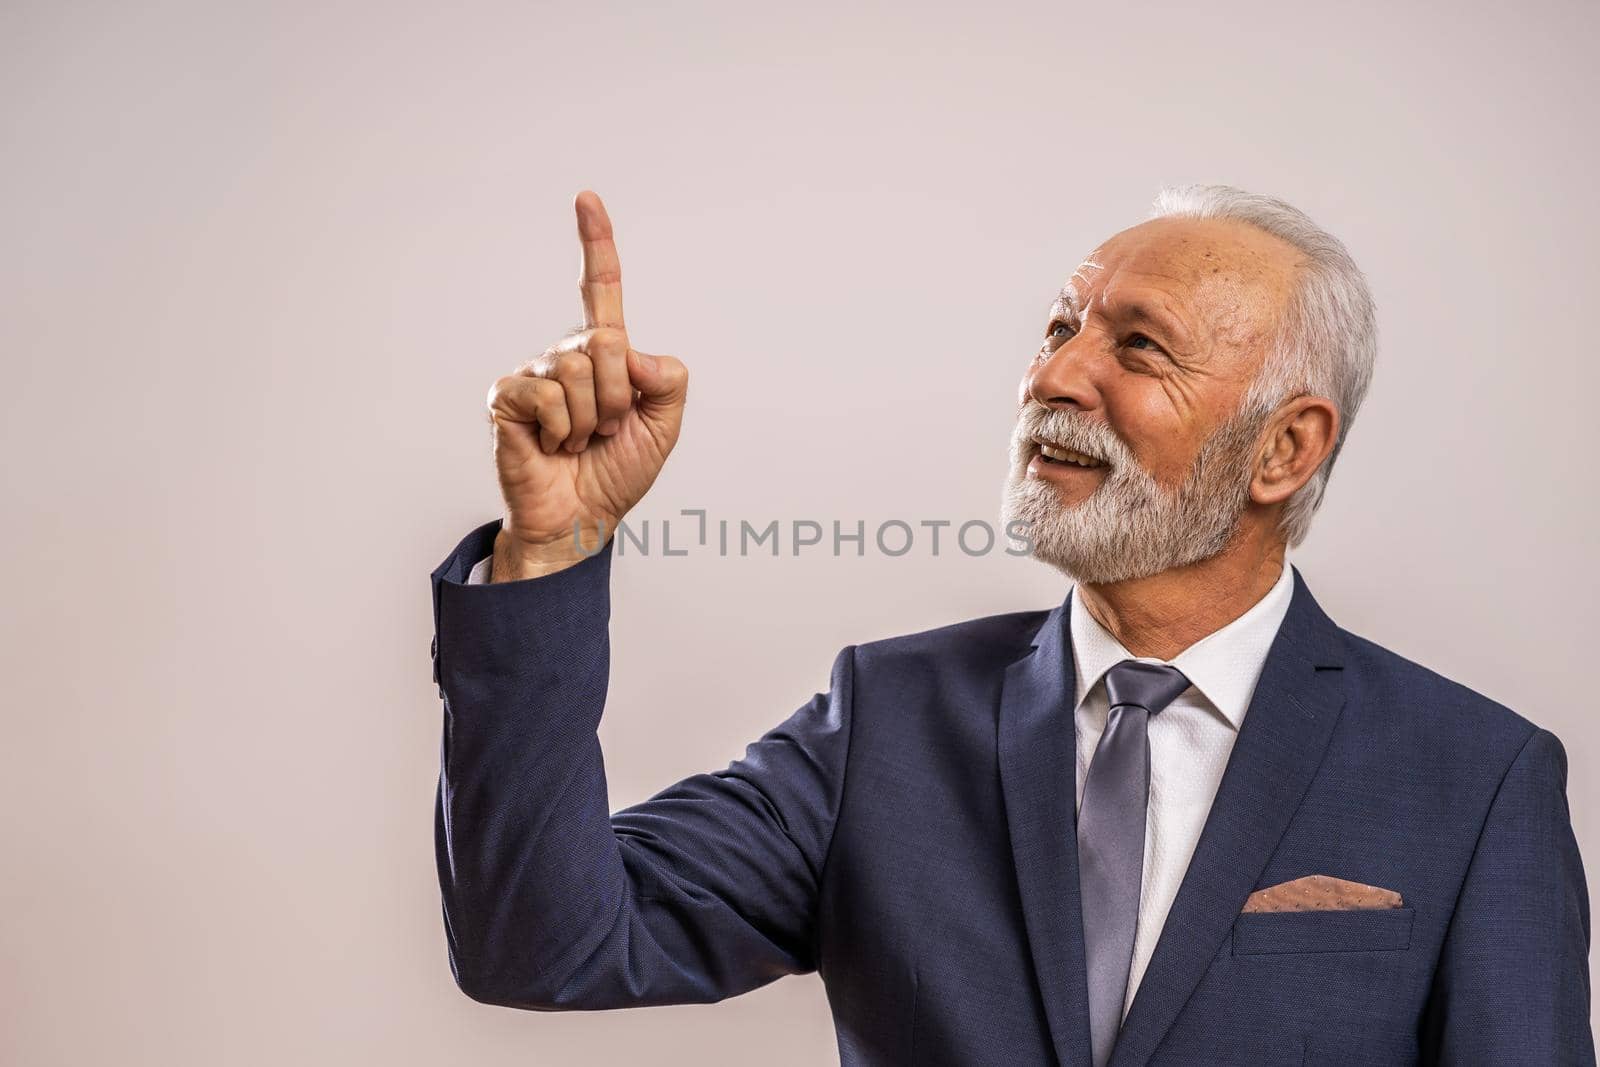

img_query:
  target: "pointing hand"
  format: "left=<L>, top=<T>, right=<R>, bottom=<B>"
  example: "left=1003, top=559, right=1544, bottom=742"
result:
left=485, top=191, right=689, bottom=580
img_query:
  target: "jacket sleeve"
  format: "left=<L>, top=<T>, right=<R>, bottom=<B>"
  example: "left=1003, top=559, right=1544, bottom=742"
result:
left=1421, top=726, right=1595, bottom=1064
left=429, top=519, right=856, bottom=1011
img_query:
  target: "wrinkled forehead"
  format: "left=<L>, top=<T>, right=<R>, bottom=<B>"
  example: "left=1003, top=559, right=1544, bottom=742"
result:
left=1053, top=216, right=1303, bottom=330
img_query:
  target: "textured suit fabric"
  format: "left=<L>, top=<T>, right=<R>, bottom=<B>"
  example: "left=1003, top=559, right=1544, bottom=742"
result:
left=430, top=518, right=1594, bottom=1066
left=468, top=537, right=1290, bottom=1027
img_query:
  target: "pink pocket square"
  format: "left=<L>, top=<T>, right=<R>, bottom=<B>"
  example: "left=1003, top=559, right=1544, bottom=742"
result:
left=1241, top=874, right=1404, bottom=913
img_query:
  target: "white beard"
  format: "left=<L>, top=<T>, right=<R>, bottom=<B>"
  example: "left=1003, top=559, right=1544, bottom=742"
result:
left=1000, top=402, right=1265, bottom=584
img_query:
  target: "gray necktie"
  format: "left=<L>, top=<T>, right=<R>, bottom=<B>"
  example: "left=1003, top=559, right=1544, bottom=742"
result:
left=1077, top=659, right=1192, bottom=1067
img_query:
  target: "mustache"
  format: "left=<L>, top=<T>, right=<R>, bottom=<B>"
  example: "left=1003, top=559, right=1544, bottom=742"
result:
left=1013, top=404, right=1131, bottom=467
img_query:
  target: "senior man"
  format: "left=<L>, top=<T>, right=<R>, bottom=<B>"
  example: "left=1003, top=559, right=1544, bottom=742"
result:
left=428, top=187, right=1593, bottom=1065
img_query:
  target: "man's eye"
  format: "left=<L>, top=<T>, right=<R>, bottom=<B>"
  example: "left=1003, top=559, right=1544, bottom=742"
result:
left=1126, top=332, right=1161, bottom=350
left=1048, top=322, right=1073, bottom=339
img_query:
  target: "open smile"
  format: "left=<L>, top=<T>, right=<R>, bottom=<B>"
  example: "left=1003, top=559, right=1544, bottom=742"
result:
left=1026, top=437, right=1110, bottom=492
left=1033, top=439, right=1107, bottom=468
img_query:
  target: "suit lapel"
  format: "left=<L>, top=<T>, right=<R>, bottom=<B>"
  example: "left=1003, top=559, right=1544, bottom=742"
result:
left=998, top=595, right=1092, bottom=1067
left=1107, top=565, right=1348, bottom=1066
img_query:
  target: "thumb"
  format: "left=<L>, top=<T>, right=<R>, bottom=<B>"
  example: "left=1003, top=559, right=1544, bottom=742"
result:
left=627, top=348, right=689, bottom=410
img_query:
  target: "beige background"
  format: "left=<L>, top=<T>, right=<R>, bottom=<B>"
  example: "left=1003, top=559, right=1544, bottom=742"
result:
left=3, top=0, right=1596, bottom=1063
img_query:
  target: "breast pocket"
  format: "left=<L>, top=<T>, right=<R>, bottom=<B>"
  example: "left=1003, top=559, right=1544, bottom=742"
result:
left=1232, top=907, right=1415, bottom=955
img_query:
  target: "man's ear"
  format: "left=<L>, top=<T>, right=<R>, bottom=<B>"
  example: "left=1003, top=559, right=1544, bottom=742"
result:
left=1250, top=396, right=1340, bottom=506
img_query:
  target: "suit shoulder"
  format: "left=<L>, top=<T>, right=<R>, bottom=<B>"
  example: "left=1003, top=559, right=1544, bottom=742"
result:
left=850, top=606, right=1052, bottom=677
left=1336, top=627, right=1542, bottom=757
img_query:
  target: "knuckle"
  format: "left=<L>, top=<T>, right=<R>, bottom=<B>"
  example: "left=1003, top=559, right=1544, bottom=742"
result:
left=524, top=351, right=558, bottom=378
left=587, top=328, right=628, bottom=359
left=554, top=351, right=595, bottom=382
left=487, top=375, right=518, bottom=407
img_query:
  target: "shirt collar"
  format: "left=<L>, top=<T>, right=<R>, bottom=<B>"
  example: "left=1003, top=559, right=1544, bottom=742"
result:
left=1068, top=561, right=1297, bottom=731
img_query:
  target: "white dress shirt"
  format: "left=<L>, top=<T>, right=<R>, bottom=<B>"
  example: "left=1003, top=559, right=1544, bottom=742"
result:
left=465, top=546, right=1295, bottom=1021
left=1069, top=561, right=1295, bottom=1022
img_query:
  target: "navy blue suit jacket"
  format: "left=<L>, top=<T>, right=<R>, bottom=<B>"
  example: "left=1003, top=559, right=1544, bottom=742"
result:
left=430, top=519, right=1593, bottom=1065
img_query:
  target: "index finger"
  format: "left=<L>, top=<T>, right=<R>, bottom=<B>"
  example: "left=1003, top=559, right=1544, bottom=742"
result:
left=575, top=190, right=624, bottom=330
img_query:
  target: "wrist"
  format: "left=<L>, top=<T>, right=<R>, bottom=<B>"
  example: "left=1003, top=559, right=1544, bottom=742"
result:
left=490, top=525, right=602, bottom=582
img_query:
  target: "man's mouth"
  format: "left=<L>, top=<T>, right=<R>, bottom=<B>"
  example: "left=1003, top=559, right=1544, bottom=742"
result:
left=1034, top=439, right=1107, bottom=469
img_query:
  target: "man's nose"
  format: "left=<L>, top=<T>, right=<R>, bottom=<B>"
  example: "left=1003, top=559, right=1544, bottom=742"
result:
left=1025, top=337, right=1102, bottom=412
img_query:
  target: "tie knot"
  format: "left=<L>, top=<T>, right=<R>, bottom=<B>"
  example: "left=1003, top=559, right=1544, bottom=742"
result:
left=1103, top=660, right=1191, bottom=717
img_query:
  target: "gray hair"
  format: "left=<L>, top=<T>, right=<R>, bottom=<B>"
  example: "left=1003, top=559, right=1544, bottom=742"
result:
left=1150, top=185, right=1377, bottom=547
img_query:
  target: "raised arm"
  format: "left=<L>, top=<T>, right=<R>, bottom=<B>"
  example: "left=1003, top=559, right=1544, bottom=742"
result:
left=429, top=194, right=854, bottom=1010
left=431, top=523, right=854, bottom=1008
